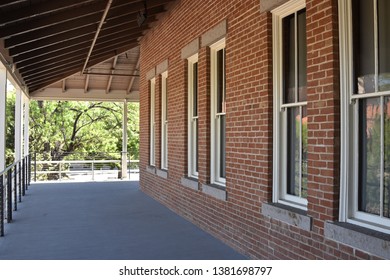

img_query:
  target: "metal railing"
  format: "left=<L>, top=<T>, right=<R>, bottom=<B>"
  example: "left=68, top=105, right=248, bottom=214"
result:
left=32, top=152, right=139, bottom=182
left=0, top=154, right=31, bottom=237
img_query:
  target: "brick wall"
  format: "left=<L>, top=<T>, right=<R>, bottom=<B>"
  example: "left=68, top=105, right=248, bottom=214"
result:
left=306, top=0, right=340, bottom=233
left=139, top=0, right=383, bottom=259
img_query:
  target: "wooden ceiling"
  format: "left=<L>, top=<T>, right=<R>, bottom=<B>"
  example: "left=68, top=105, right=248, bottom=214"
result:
left=0, top=0, right=175, bottom=101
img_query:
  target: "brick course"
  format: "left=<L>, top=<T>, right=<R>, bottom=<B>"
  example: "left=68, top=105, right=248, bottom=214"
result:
left=139, top=0, right=384, bottom=259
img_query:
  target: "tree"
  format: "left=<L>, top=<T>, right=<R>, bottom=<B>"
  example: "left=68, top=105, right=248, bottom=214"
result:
left=5, top=89, right=16, bottom=166
left=29, top=100, right=139, bottom=159
left=0, top=99, right=139, bottom=179
left=29, top=100, right=139, bottom=179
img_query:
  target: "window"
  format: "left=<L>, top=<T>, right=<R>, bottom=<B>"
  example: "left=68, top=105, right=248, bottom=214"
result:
left=210, top=39, right=226, bottom=186
left=161, top=71, right=168, bottom=170
left=339, top=0, right=390, bottom=233
left=188, top=54, right=198, bottom=178
left=150, top=78, right=156, bottom=166
left=272, top=0, right=307, bottom=210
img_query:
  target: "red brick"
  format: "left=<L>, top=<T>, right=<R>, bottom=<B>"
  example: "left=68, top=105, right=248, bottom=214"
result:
left=138, top=0, right=382, bottom=260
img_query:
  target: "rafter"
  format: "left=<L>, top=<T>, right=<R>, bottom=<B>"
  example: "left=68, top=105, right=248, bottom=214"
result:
left=5, top=13, right=101, bottom=48
left=0, top=2, right=108, bottom=39
left=127, top=56, right=140, bottom=94
left=84, top=74, right=90, bottom=93
left=0, top=0, right=99, bottom=26
left=0, top=0, right=176, bottom=95
left=62, top=79, right=66, bottom=93
left=106, top=56, right=118, bottom=94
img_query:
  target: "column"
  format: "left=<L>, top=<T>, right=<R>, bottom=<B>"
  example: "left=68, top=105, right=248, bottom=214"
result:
left=121, top=100, right=128, bottom=179
left=14, top=88, right=23, bottom=162
left=0, top=67, right=6, bottom=171
left=23, top=98, right=29, bottom=157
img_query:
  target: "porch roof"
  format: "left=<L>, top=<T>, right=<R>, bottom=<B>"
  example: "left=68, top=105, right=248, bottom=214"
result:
left=0, top=0, right=175, bottom=101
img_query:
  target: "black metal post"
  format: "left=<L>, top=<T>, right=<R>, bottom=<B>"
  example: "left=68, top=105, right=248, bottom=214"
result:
left=25, top=157, right=28, bottom=191
left=18, top=161, right=22, bottom=202
left=22, top=159, right=25, bottom=196
left=28, top=154, right=31, bottom=186
left=34, top=152, right=37, bottom=182
left=7, top=169, right=12, bottom=223
left=13, top=165, right=17, bottom=211
left=0, top=174, right=4, bottom=237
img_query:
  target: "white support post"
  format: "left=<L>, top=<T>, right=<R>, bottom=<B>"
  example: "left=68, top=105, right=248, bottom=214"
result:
left=23, top=98, right=29, bottom=157
left=0, top=67, right=7, bottom=172
left=121, top=100, right=128, bottom=179
left=15, top=88, right=23, bottom=162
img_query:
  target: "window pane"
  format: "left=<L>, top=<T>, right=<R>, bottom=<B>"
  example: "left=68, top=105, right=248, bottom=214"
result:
left=217, top=49, right=225, bottom=113
left=287, top=107, right=300, bottom=196
left=220, top=115, right=226, bottom=179
left=359, top=98, right=381, bottom=216
left=195, top=119, right=198, bottom=173
left=297, top=9, right=307, bottom=102
left=193, top=62, right=198, bottom=117
left=165, top=78, right=168, bottom=120
left=384, top=97, right=390, bottom=218
left=283, top=14, right=296, bottom=103
left=378, top=0, right=390, bottom=92
left=353, top=0, right=375, bottom=94
left=302, top=106, right=308, bottom=198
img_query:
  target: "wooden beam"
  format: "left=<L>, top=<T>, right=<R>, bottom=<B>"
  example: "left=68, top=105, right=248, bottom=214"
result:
left=29, top=43, right=138, bottom=91
left=86, top=43, right=139, bottom=69
left=27, top=67, right=83, bottom=88
left=13, top=23, right=146, bottom=64
left=127, top=56, right=140, bottom=93
left=18, top=51, right=88, bottom=73
left=5, top=13, right=102, bottom=48
left=84, top=74, right=90, bottom=93
left=10, top=21, right=146, bottom=57
left=22, top=60, right=84, bottom=80
left=23, top=62, right=84, bottom=83
left=17, top=36, right=138, bottom=70
left=16, top=48, right=89, bottom=70
left=14, top=39, right=93, bottom=64
left=62, top=79, right=66, bottom=93
left=0, top=0, right=99, bottom=26
left=106, top=56, right=118, bottom=94
left=10, top=25, right=97, bottom=57
left=0, top=1, right=28, bottom=9
left=0, top=1, right=108, bottom=39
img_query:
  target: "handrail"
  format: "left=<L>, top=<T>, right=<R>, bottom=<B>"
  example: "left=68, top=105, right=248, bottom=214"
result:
left=32, top=152, right=139, bottom=182
left=0, top=160, right=18, bottom=176
left=1, top=154, right=31, bottom=237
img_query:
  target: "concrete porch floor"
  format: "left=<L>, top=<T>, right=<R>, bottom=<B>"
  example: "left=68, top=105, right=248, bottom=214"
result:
left=0, top=181, right=246, bottom=260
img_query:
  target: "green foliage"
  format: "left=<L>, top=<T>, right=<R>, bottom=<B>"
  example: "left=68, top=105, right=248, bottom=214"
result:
left=5, top=97, right=139, bottom=171
left=5, top=89, right=16, bottom=166
left=29, top=100, right=139, bottom=161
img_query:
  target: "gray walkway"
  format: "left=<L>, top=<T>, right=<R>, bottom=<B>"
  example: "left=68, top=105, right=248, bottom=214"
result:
left=0, top=181, right=246, bottom=260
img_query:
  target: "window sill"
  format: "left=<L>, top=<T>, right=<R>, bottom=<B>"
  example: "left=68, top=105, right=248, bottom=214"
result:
left=146, top=165, right=156, bottom=174
left=262, top=203, right=312, bottom=231
left=156, top=169, right=168, bottom=179
left=201, top=184, right=227, bottom=201
left=146, top=166, right=168, bottom=179
left=325, top=221, right=390, bottom=259
left=181, top=177, right=199, bottom=191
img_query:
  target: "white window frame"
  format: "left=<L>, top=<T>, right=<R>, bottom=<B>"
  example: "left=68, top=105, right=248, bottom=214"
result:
left=161, top=71, right=168, bottom=170
left=210, top=38, right=226, bottom=187
left=150, top=78, right=156, bottom=166
left=188, top=54, right=199, bottom=178
left=339, top=0, right=390, bottom=234
left=272, top=0, right=308, bottom=210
